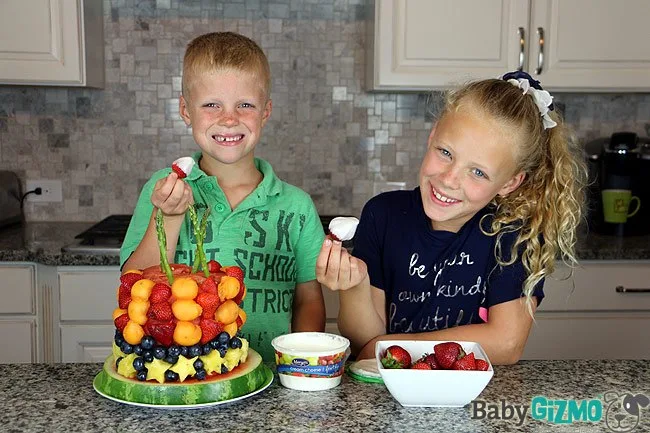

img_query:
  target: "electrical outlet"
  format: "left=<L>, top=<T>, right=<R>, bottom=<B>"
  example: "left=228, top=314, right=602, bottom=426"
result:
left=25, top=180, right=63, bottom=202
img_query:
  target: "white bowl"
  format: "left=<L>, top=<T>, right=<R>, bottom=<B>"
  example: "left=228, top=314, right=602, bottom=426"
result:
left=271, top=332, right=350, bottom=391
left=375, top=340, right=494, bottom=407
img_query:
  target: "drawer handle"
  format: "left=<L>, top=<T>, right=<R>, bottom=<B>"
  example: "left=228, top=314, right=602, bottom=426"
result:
left=616, top=285, right=650, bottom=293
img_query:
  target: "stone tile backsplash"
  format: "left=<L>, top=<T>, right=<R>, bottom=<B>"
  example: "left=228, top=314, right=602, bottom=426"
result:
left=1, top=0, right=650, bottom=222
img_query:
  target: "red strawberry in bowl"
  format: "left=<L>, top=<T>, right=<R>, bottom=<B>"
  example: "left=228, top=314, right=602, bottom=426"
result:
left=475, top=359, right=490, bottom=371
left=411, top=360, right=432, bottom=370
left=380, top=345, right=411, bottom=369
left=452, top=352, right=477, bottom=370
left=434, top=341, right=465, bottom=369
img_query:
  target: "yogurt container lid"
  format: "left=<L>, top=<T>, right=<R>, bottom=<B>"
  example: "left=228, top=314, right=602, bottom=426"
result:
left=271, top=332, right=350, bottom=356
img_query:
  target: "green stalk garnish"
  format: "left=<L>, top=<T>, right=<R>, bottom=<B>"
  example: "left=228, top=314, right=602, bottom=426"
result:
left=155, top=208, right=174, bottom=284
left=188, top=205, right=210, bottom=277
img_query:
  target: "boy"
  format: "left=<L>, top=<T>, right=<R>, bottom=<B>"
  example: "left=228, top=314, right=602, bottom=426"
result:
left=120, top=32, right=326, bottom=361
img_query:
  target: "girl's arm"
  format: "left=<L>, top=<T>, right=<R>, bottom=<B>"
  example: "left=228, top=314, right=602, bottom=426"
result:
left=316, top=238, right=386, bottom=353
left=355, top=297, right=537, bottom=364
left=291, top=280, right=326, bottom=332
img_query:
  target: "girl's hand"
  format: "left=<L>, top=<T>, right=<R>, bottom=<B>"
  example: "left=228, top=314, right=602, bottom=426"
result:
left=316, top=237, right=368, bottom=291
left=150, top=172, right=193, bottom=216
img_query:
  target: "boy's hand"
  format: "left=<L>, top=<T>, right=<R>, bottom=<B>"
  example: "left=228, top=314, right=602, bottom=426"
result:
left=316, top=237, right=368, bottom=291
left=151, top=172, right=193, bottom=216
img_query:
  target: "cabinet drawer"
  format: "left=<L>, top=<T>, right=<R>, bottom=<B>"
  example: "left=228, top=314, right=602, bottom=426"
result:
left=60, top=324, right=114, bottom=363
left=0, top=319, right=36, bottom=363
left=522, top=312, right=650, bottom=360
left=541, top=262, right=650, bottom=311
left=0, top=265, right=35, bottom=314
left=58, top=269, right=120, bottom=321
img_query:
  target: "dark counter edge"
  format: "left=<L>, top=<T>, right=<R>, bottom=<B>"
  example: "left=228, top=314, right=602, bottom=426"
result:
left=0, top=221, right=649, bottom=266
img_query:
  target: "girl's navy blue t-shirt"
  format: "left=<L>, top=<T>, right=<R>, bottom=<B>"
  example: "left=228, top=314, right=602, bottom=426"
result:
left=352, top=188, right=544, bottom=334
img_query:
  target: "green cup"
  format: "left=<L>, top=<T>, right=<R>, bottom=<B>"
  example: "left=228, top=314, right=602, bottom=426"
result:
left=601, top=189, right=641, bottom=224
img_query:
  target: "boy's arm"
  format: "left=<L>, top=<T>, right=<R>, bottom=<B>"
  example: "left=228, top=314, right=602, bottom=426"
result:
left=355, top=297, right=537, bottom=365
left=291, top=280, right=326, bottom=332
left=122, top=211, right=185, bottom=272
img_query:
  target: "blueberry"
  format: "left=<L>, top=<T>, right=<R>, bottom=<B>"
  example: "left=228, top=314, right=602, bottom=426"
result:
left=188, top=345, right=202, bottom=358
left=217, top=332, right=230, bottom=345
left=209, top=339, right=220, bottom=349
left=143, top=351, right=154, bottom=363
left=193, top=359, right=204, bottom=371
left=221, top=364, right=229, bottom=374
left=153, top=346, right=167, bottom=360
left=180, top=346, right=189, bottom=357
left=165, top=370, right=179, bottom=382
left=218, top=347, right=227, bottom=357
left=133, top=357, right=145, bottom=371
left=202, top=345, right=213, bottom=355
left=133, top=345, right=144, bottom=356
left=164, top=355, right=179, bottom=365
left=229, top=337, right=242, bottom=349
left=136, top=369, right=148, bottom=381
left=195, top=369, right=207, bottom=381
left=141, top=336, right=155, bottom=350
left=114, top=333, right=125, bottom=347
left=115, top=356, right=124, bottom=368
left=120, top=342, right=133, bottom=354
left=168, top=345, right=181, bottom=357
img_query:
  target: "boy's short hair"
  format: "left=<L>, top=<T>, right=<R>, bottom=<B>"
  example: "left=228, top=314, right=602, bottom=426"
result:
left=182, top=32, right=271, bottom=100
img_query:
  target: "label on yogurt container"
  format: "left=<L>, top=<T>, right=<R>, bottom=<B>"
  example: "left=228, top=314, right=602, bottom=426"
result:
left=274, top=351, right=345, bottom=377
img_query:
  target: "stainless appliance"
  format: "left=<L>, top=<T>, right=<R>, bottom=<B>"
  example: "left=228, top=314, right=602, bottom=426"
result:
left=62, top=214, right=343, bottom=256
left=0, top=171, right=23, bottom=229
left=62, top=214, right=132, bottom=255
left=585, top=132, right=650, bottom=236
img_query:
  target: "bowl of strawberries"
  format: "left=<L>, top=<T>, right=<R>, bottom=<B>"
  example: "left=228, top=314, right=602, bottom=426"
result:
left=374, top=340, right=494, bottom=407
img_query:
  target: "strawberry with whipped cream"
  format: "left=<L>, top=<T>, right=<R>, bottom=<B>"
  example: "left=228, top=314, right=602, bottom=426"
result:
left=328, top=217, right=359, bottom=242
left=171, top=156, right=195, bottom=179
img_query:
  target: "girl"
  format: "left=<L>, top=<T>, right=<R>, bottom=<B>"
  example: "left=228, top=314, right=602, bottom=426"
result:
left=316, top=71, right=587, bottom=364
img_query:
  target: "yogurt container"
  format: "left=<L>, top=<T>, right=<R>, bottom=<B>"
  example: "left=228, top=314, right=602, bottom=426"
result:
left=271, top=332, right=350, bottom=391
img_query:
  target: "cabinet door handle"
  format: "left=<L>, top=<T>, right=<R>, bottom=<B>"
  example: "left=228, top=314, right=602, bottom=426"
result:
left=535, top=27, right=544, bottom=74
left=517, top=27, right=525, bottom=71
left=616, top=285, right=650, bottom=293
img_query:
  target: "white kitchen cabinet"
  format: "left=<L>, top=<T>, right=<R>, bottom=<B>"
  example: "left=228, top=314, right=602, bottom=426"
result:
left=522, top=261, right=650, bottom=360
left=0, top=0, right=104, bottom=87
left=56, top=266, right=119, bottom=362
left=0, top=263, right=41, bottom=363
left=367, top=0, right=650, bottom=91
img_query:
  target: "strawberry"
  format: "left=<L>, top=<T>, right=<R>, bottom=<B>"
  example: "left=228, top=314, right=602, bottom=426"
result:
left=114, top=313, right=129, bottom=333
left=171, top=156, right=195, bottom=179
left=224, top=266, right=245, bottom=282
left=328, top=232, right=342, bottom=242
left=452, top=352, right=476, bottom=370
left=208, top=260, right=222, bottom=273
left=119, top=272, right=143, bottom=289
left=199, top=318, right=224, bottom=344
left=148, top=302, right=173, bottom=321
left=415, top=353, right=439, bottom=369
left=475, top=359, right=489, bottom=371
left=118, top=285, right=131, bottom=309
left=149, top=283, right=172, bottom=304
left=411, top=360, right=432, bottom=370
left=380, top=345, right=411, bottom=369
left=199, top=277, right=218, bottom=295
left=196, top=292, right=220, bottom=319
left=144, top=320, right=175, bottom=347
left=434, top=342, right=465, bottom=369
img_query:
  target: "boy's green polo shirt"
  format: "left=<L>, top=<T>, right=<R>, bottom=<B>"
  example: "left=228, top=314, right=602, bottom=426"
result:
left=121, top=153, right=325, bottom=361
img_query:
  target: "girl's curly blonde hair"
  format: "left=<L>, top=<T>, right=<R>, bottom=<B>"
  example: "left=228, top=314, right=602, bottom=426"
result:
left=443, top=78, right=588, bottom=314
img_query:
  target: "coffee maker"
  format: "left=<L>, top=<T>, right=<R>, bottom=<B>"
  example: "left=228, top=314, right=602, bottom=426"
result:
left=585, top=132, right=650, bottom=236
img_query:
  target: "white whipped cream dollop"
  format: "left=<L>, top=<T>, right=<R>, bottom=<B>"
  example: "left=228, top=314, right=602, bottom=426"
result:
left=172, top=156, right=195, bottom=178
left=328, top=216, right=359, bottom=241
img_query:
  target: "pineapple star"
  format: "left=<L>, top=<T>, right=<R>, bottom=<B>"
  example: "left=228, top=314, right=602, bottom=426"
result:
left=169, top=355, right=198, bottom=382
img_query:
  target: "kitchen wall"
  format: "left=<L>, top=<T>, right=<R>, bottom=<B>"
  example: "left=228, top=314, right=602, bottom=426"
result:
left=1, top=0, right=650, bottom=222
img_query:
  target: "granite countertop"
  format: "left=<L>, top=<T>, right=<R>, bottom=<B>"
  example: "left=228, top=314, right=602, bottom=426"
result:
left=0, top=221, right=649, bottom=266
left=0, top=360, right=648, bottom=432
